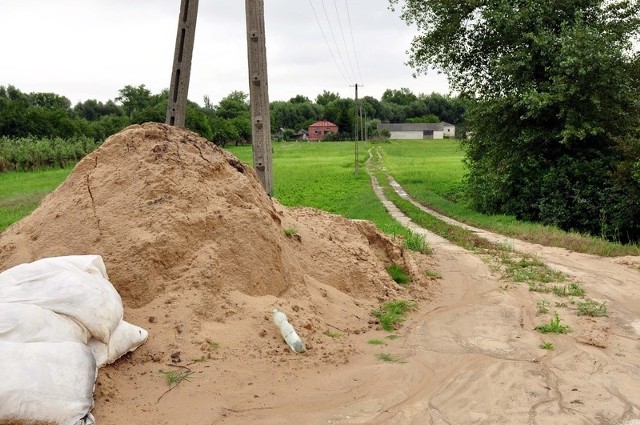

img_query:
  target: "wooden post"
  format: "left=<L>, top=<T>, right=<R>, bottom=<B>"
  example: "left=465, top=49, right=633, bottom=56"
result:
left=166, top=0, right=199, bottom=127
left=245, top=0, right=273, bottom=195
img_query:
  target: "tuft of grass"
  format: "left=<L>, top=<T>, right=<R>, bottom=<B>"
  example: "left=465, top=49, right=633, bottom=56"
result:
left=529, top=282, right=552, bottom=293
left=552, top=283, right=586, bottom=297
left=537, top=299, right=550, bottom=315
left=386, top=334, right=401, bottom=340
left=540, top=341, right=555, bottom=350
left=159, top=369, right=194, bottom=387
left=206, top=339, right=220, bottom=350
left=535, top=313, right=572, bottom=334
left=424, top=268, right=442, bottom=279
left=576, top=299, right=608, bottom=317
left=324, top=329, right=342, bottom=338
left=368, top=338, right=386, bottom=345
left=404, top=232, right=431, bottom=254
left=372, top=300, right=417, bottom=331
left=503, top=255, right=565, bottom=284
left=376, top=352, right=404, bottom=363
left=386, top=263, right=411, bottom=285
left=283, top=227, right=299, bottom=237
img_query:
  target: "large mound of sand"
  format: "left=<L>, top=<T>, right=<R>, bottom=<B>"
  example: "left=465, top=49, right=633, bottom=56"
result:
left=0, top=123, right=432, bottom=411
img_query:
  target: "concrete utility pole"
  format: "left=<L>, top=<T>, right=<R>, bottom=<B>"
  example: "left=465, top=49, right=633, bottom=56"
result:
left=166, top=0, right=199, bottom=127
left=352, top=83, right=362, bottom=176
left=245, top=0, right=273, bottom=195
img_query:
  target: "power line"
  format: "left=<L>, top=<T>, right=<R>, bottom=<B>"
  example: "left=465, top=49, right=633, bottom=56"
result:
left=320, top=0, right=356, bottom=82
left=308, top=0, right=351, bottom=86
left=344, top=0, right=363, bottom=83
left=332, top=0, right=358, bottom=83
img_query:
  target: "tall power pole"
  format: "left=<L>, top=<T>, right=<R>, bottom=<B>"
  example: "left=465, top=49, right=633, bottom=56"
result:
left=352, top=83, right=362, bottom=176
left=245, top=0, right=273, bottom=195
left=166, top=0, right=199, bottom=127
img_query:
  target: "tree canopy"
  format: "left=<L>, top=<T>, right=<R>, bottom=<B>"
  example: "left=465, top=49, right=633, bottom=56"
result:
left=391, top=0, right=640, bottom=242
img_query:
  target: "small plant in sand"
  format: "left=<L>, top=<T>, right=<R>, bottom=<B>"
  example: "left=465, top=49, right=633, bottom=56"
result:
left=535, top=313, right=572, bottom=334
left=576, top=299, right=608, bottom=317
left=283, top=227, right=299, bottom=238
left=206, top=339, right=220, bottom=350
left=376, top=352, right=404, bottom=363
left=159, top=369, right=194, bottom=387
left=424, top=268, right=441, bottom=279
left=324, top=329, right=342, bottom=338
left=372, top=300, right=417, bottom=331
left=386, top=263, right=411, bottom=285
left=368, top=338, right=386, bottom=345
left=536, top=299, right=550, bottom=314
left=552, top=283, right=586, bottom=297
left=404, top=232, right=431, bottom=254
left=386, top=334, right=401, bottom=340
left=540, top=341, right=555, bottom=350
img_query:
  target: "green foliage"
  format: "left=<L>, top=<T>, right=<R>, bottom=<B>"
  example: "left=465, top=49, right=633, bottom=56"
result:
left=368, top=339, right=386, bottom=345
left=391, top=0, right=640, bottom=243
left=0, top=136, right=98, bottom=172
left=406, top=114, right=440, bottom=124
left=158, top=369, right=194, bottom=387
left=537, top=299, right=550, bottom=315
left=386, top=264, right=411, bottom=285
left=372, top=300, right=417, bottom=331
left=376, top=352, right=404, bottom=363
left=403, top=232, right=430, bottom=254
left=283, top=227, right=299, bottom=237
left=324, top=330, right=342, bottom=338
left=535, top=313, right=572, bottom=334
left=552, top=283, right=586, bottom=297
left=576, top=299, right=608, bottom=317
left=540, top=341, right=555, bottom=350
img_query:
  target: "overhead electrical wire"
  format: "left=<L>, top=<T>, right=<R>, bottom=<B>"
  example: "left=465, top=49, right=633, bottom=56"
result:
left=308, top=0, right=351, bottom=86
left=320, top=0, right=356, bottom=83
left=307, top=0, right=364, bottom=86
left=343, top=0, right=363, bottom=83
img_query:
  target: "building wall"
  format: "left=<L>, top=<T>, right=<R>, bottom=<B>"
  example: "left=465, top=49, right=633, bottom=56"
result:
left=443, top=125, right=456, bottom=137
left=389, top=130, right=445, bottom=140
left=308, top=125, right=338, bottom=141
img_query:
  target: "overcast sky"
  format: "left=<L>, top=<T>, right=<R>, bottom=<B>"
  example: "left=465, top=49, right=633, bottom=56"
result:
left=0, top=0, right=450, bottom=106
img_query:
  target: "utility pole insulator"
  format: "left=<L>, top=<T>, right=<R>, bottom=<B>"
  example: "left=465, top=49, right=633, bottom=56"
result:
left=246, top=0, right=273, bottom=195
left=166, top=0, right=199, bottom=127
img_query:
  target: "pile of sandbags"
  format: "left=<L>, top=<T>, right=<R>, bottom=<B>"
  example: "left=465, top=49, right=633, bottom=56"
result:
left=0, top=255, right=148, bottom=425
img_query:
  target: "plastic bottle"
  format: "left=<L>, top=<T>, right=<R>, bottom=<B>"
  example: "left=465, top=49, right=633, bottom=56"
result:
left=272, top=309, right=306, bottom=353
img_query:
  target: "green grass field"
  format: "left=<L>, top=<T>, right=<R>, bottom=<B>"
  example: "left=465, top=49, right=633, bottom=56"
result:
left=1, top=139, right=638, bottom=256
left=0, top=167, right=72, bottom=231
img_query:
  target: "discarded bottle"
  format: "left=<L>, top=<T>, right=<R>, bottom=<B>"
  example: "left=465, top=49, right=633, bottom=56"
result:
left=272, top=309, right=306, bottom=353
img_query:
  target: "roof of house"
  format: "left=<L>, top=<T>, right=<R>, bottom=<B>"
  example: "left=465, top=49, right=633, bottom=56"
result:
left=378, top=123, right=445, bottom=131
left=309, top=120, right=338, bottom=128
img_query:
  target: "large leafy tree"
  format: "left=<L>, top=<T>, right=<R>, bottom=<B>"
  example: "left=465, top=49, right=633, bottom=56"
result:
left=391, top=0, right=640, bottom=241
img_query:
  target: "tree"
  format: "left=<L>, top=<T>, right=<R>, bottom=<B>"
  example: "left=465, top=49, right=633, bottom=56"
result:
left=381, top=88, right=417, bottom=105
left=216, top=91, right=250, bottom=120
left=391, top=0, right=640, bottom=242
left=315, top=90, right=340, bottom=106
left=116, top=84, right=153, bottom=118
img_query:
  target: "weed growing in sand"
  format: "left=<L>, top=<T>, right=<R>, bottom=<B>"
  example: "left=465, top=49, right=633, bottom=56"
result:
left=386, top=264, right=411, bottom=285
left=529, top=282, right=552, bottom=294
left=555, top=302, right=568, bottom=308
left=159, top=369, right=194, bottom=387
left=404, top=232, right=431, bottom=254
left=372, top=300, right=417, bottom=331
left=283, top=227, right=299, bottom=238
left=503, top=255, right=565, bottom=285
left=537, top=299, right=550, bottom=315
left=535, top=313, right=572, bottom=334
left=324, top=329, right=342, bottom=338
left=206, top=339, right=220, bottom=350
left=540, top=341, right=555, bottom=350
left=368, top=338, right=386, bottom=345
left=424, top=268, right=441, bottom=279
left=552, top=283, right=586, bottom=297
left=376, top=352, right=404, bottom=363
left=576, top=299, right=608, bottom=317
left=386, top=334, right=401, bottom=340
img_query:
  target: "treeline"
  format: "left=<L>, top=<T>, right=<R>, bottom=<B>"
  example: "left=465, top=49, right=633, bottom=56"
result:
left=0, top=84, right=466, bottom=148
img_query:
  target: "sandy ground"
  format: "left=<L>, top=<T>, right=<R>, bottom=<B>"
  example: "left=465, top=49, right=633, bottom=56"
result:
left=2, top=126, right=639, bottom=424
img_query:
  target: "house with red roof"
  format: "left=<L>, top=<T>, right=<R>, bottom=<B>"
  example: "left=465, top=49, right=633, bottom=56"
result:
left=308, top=120, right=339, bottom=141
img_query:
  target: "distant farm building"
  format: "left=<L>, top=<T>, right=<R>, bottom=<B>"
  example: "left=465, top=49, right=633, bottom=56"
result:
left=308, top=120, right=339, bottom=141
left=377, top=122, right=456, bottom=140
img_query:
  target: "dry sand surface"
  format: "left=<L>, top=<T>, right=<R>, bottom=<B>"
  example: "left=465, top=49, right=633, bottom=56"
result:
left=1, top=123, right=639, bottom=424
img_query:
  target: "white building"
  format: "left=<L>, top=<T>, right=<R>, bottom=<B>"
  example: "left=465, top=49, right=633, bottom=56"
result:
left=377, top=122, right=455, bottom=140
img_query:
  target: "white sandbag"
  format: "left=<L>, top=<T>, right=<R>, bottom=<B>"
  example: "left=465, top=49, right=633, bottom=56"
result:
left=0, top=256, right=122, bottom=343
left=0, top=303, right=90, bottom=343
left=89, top=320, right=149, bottom=368
left=0, top=341, right=97, bottom=425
